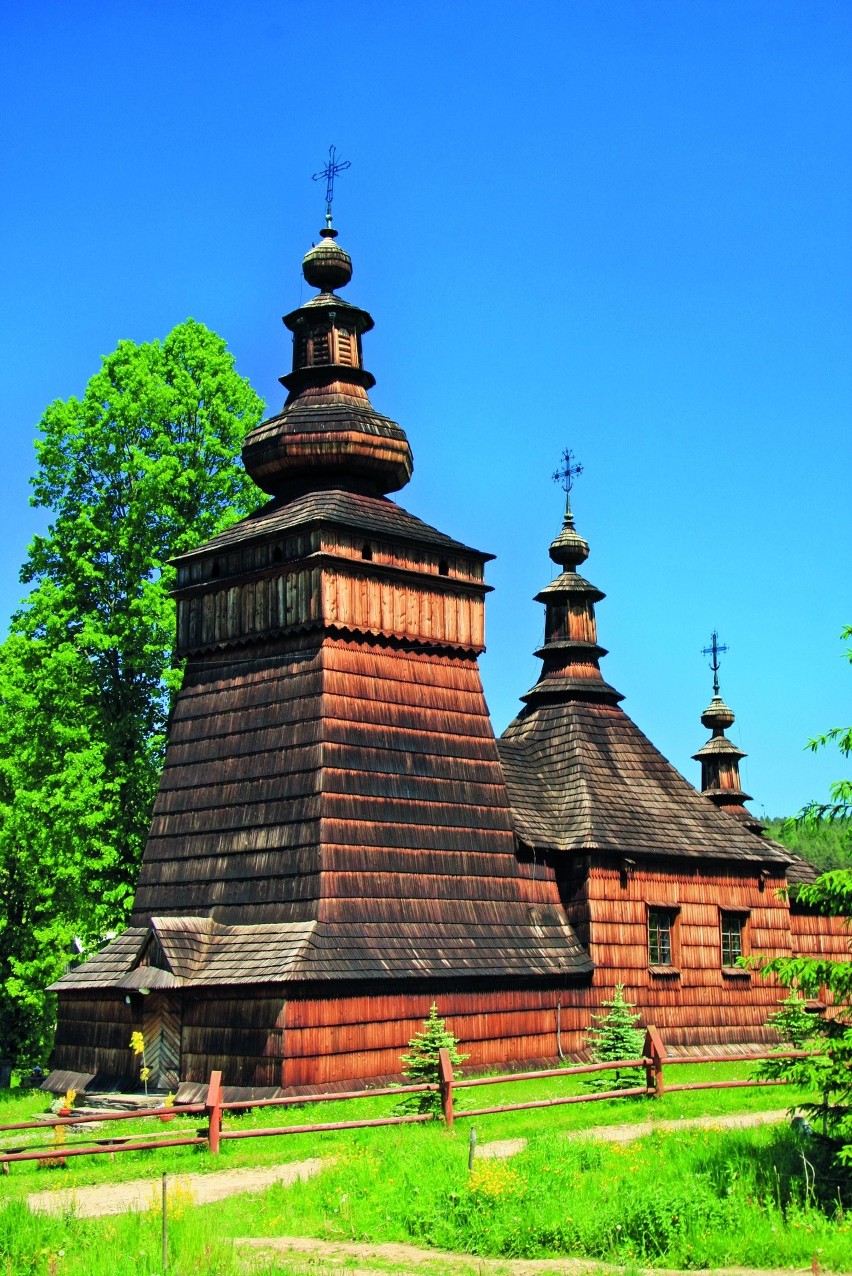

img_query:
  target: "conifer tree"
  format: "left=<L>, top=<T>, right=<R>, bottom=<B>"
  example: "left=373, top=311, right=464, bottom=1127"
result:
left=584, top=984, right=645, bottom=1091
left=765, top=991, right=818, bottom=1050
left=398, top=1003, right=469, bottom=1113
left=755, top=628, right=852, bottom=1159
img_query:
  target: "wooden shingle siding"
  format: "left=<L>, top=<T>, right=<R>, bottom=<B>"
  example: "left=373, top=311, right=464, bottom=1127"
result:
left=282, top=986, right=589, bottom=1087
left=583, top=860, right=790, bottom=1043
left=177, top=563, right=484, bottom=654
left=790, top=911, right=850, bottom=962
left=51, top=993, right=136, bottom=1078
left=181, top=993, right=287, bottom=1086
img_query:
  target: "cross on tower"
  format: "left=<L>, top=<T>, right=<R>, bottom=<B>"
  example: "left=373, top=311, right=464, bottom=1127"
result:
left=312, top=145, right=351, bottom=227
left=702, top=630, right=729, bottom=697
left=552, top=448, right=583, bottom=515
left=552, top=448, right=584, bottom=495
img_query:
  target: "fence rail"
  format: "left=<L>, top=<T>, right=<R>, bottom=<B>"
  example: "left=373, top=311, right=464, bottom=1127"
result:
left=0, top=1029, right=816, bottom=1169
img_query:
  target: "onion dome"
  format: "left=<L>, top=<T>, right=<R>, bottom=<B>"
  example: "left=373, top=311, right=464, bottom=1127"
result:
left=522, top=499, right=622, bottom=706
left=548, top=511, right=590, bottom=570
left=242, top=225, right=413, bottom=498
left=301, top=226, right=353, bottom=291
left=701, top=695, right=735, bottom=732
left=693, top=683, right=764, bottom=834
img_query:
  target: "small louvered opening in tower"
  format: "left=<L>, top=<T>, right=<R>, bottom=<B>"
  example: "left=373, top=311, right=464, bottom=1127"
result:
left=310, top=331, right=331, bottom=365
left=336, top=329, right=355, bottom=366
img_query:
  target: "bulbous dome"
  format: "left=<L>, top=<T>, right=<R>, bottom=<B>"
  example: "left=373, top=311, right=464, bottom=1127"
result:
left=549, top=511, right=590, bottom=569
left=302, top=227, right=353, bottom=292
left=701, top=695, right=736, bottom=732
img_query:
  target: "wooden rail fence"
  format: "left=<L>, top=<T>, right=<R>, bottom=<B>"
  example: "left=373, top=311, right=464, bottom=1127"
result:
left=0, top=1028, right=814, bottom=1168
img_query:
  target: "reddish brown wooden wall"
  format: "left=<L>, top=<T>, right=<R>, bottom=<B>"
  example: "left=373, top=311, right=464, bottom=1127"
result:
left=580, top=860, right=791, bottom=1045
left=282, top=985, right=587, bottom=1086
left=57, top=869, right=850, bottom=1088
left=790, top=910, right=850, bottom=962
left=175, top=527, right=486, bottom=656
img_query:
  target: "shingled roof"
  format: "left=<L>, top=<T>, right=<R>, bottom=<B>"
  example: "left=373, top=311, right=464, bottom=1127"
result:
left=54, top=633, right=593, bottom=995
left=54, top=911, right=591, bottom=991
left=175, top=486, right=484, bottom=563
left=499, top=496, right=791, bottom=869
left=500, top=700, right=790, bottom=865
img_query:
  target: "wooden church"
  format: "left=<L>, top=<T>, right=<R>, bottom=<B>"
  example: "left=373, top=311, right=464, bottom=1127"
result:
left=47, top=214, right=848, bottom=1094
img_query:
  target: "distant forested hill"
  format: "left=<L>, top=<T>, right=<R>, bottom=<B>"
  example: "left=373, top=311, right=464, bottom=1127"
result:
left=764, top=817, right=852, bottom=873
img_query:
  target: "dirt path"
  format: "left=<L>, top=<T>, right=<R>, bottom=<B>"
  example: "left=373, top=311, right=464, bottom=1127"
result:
left=477, top=1109, right=790, bottom=1159
left=27, top=1157, right=323, bottom=1218
left=236, top=1235, right=833, bottom=1276
left=25, top=1110, right=793, bottom=1218
left=562, top=1107, right=790, bottom=1145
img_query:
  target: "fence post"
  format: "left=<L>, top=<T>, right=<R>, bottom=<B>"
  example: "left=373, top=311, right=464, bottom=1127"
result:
left=206, top=1069, right=223, bottom=1154
left=643, top=1026, right=666, bottom=1098
left=437, top=1047, right=454, bottom=1129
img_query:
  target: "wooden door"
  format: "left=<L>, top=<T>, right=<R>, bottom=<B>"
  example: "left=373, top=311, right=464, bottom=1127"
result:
left=142, top=992, right=182, bottom=1091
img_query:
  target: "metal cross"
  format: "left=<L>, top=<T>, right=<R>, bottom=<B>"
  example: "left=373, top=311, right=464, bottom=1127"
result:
left=552, top=448, right=584, bottom=495
left=702, top=630, right=729, bottom=696
left=312, top=145, right=351, bottom=226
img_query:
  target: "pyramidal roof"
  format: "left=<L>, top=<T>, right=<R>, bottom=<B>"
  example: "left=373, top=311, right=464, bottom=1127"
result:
left=498, top=495, right=791, bottom=867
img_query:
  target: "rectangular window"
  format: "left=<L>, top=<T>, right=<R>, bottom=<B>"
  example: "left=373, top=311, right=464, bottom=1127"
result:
left=721, top=914, right=744, bottom=967
left=648, top=909, right=673, bottom=966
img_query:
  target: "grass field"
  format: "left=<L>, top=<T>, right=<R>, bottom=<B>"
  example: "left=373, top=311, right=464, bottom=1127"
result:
left=0, top=1061, right=814, bottom=1196
left=2, top=1064, right=850, bottom=1274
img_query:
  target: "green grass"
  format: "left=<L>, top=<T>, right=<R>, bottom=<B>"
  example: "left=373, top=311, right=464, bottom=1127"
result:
left=0, top=1061, right=812, bottom=1200
left=2, top=1122, right=851, bottom=1274
left=1, top=1066, right=847, bottom=1274
left=235, top=1122, right=852, bottom=1269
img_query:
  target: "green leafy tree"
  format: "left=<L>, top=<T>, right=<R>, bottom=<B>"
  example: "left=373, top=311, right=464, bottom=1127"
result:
left=801, top=625, right=852, bottom=825
left=754, top=869, right=852, bottom=1150
left=398, top=1003, right=469, bottom=1114
left=764, top=816, right=852, bottom=873
left=584, top=984, right=645, bottom=1091
left=0, top=320, right=264, bottom=1066
left=754, top=627, right=852, bottom=1161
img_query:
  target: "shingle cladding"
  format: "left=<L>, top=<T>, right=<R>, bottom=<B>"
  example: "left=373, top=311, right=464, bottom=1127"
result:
left=499, top=699, right=791, bottom=866
left=174, top=487, right=483, bottom=562
left=54, top=913, right=588, bottom=990
left=54, top=634, right=591, bottom=995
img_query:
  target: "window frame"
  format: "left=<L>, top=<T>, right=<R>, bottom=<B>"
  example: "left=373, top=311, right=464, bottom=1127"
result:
left=646, top=904, right=680, bottom=974
left=720, top=910, right=749, bottom=972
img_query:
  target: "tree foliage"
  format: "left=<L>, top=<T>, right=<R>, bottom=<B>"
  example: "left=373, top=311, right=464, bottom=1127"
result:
left=398, top=1003, right=468, bottom=1114
left=764, top=816, right=852, bottom=873
left=584, top=984, right=645, bottom=1090
left=754, top=886, right=852, bottom=1154
left=801, top=625, right=852, bottom=825
left=0, top=320, right=264, bottom=1065
left=755, top=627, right=852, bottom=1164
left=765, top=991, right=819, bottom=1050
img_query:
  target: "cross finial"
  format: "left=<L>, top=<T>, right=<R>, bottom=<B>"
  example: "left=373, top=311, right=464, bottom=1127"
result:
left=701, top=630, right=729, bottom=697
left=312, top=145, right=351, bottom=228
left=552, top=448, right=584, bottom=516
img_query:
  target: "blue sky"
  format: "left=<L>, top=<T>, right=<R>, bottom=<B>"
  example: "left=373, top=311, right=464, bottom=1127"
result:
left=1, top=1, right=849, bottom=817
